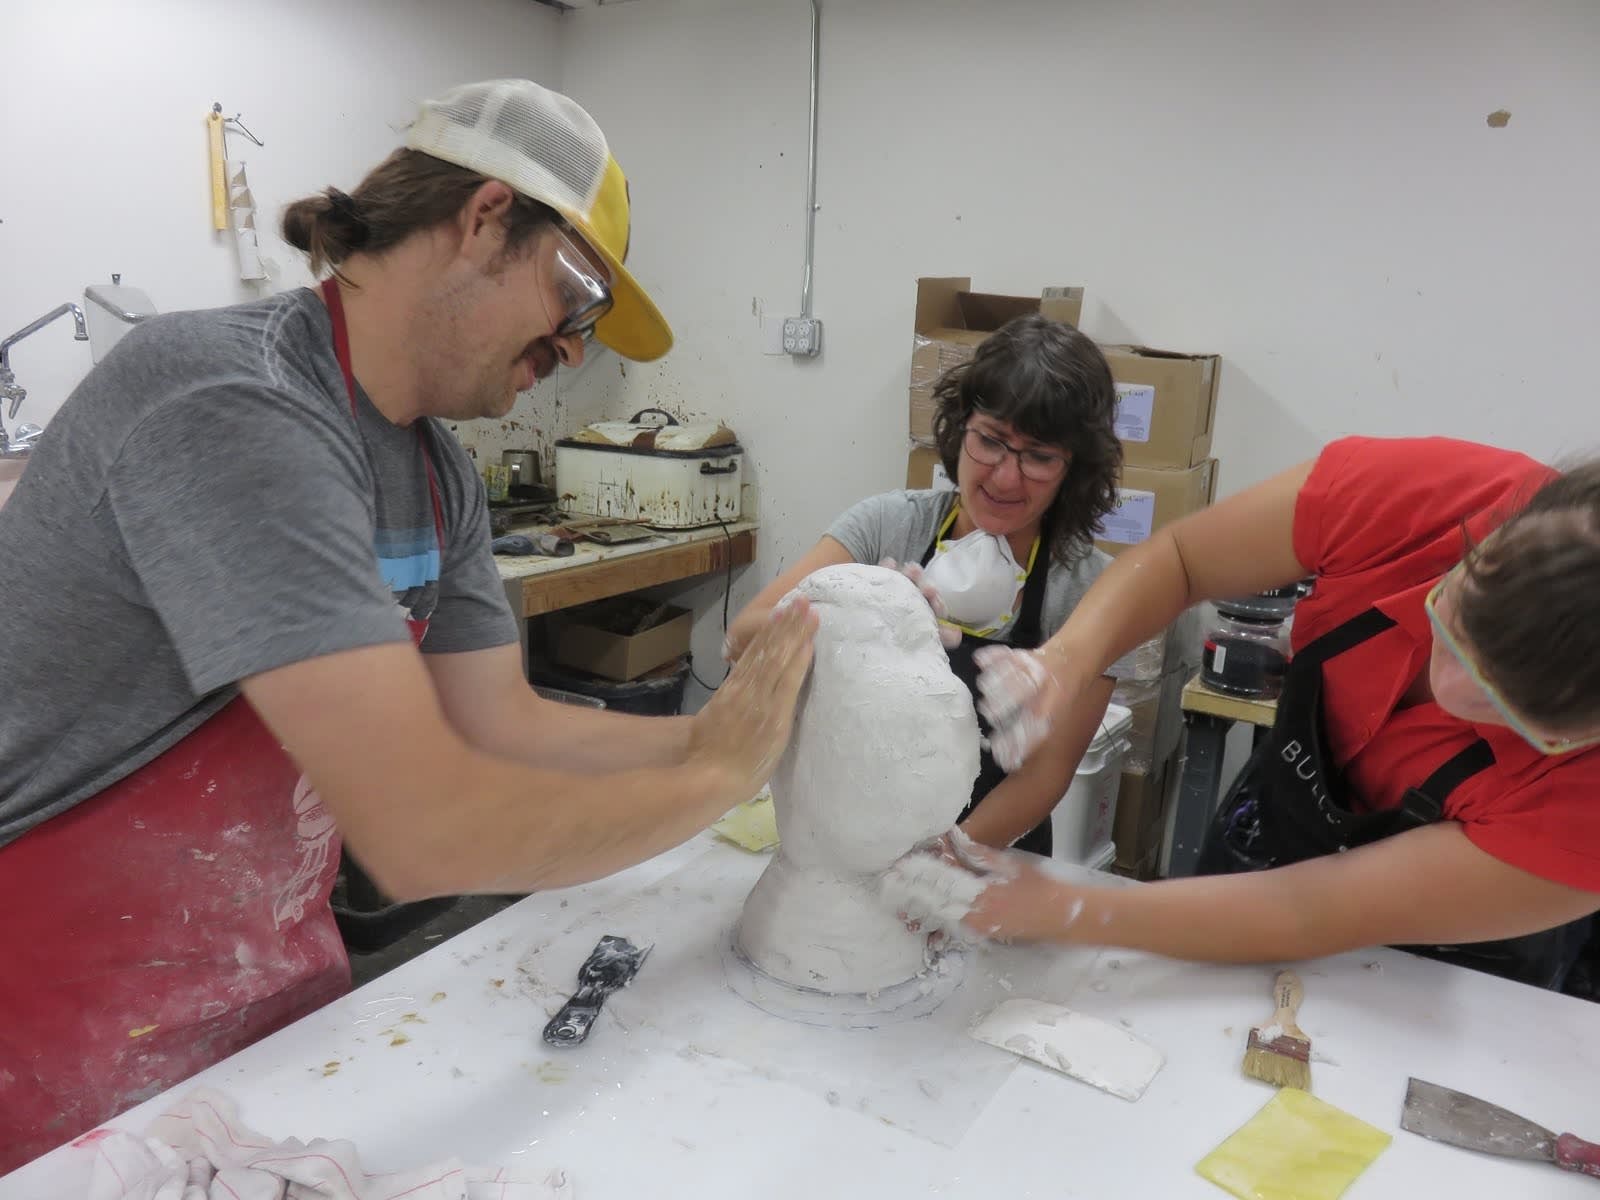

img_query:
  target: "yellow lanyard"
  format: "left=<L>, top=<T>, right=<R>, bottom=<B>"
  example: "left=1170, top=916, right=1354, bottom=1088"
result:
left=931, top=502, right=1041, bottom=639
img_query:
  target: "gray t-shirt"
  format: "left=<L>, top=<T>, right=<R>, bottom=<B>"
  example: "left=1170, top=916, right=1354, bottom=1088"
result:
left=827, top=489, right=1133, bottom=675
left=0, top=288, right=516, bottom=847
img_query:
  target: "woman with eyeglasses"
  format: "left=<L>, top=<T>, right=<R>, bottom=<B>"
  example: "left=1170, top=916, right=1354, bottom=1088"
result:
left=726, top=313, right=1130, bottom=857
left=950, top=436, right=1600, bottom=989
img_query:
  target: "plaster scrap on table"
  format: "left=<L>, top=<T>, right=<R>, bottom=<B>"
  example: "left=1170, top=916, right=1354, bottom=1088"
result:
left=431, top=991, right=447, bottom=1002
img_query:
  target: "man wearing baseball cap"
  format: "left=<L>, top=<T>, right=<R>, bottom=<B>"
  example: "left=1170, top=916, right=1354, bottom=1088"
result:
left=0, top=79, right=816, bottom=1168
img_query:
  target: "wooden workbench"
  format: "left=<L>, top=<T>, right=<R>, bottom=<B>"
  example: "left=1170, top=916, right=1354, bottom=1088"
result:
left=494, top=519, right=758, bottom=667
left=13, top=832, right=1597, bottom=1200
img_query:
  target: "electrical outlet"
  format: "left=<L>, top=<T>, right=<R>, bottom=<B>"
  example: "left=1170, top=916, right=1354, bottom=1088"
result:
left=782, top=316, right=823, bottom=357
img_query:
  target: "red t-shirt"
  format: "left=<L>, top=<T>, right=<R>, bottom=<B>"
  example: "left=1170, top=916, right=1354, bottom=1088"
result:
left=1291, top=436, right=1600, bottom=892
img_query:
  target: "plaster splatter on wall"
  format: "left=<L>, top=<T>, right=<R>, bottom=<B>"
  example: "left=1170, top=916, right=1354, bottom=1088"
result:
left=1486, top=110, right=1511, bottom=128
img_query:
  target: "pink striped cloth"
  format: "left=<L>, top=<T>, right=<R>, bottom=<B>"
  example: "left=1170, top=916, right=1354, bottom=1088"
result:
left=79, top=1090, right=570, bottom=1200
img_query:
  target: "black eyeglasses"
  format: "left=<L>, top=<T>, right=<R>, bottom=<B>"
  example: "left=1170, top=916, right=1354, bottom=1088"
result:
left=962, top=426, right=1069, bottom=482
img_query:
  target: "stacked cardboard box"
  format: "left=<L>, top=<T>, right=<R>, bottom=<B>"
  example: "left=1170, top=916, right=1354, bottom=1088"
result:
left=907, top=277, right=1085, bottom=445
left=1093, top=346, right=1222, bottom=558
left=898, top=280, right=1225, bottom=880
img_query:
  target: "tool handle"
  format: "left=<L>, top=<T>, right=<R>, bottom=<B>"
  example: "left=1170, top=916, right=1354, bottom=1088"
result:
left=1271, top=970, right=1307, bottom=1038
left=1555, top=1133, right=1600, bottom=1177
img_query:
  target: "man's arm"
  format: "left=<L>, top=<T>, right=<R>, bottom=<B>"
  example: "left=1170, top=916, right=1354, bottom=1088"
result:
left=425, top=643, right=693, bottom=772
left=241, top=601, right=816, bottom=901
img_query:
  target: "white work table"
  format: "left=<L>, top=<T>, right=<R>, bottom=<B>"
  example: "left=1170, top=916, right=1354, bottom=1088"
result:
left=8, top=835, right=1596, bottom=1199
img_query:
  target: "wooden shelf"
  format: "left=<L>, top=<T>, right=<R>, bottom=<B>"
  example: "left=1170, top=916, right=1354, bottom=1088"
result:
left=498, top=520, right=758, bottom=619
left=1180, top=672, right=1279, bottom=727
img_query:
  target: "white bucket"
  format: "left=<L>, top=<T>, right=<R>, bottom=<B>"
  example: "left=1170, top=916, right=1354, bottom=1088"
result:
left=1051, top=702, right=1132, bottom=867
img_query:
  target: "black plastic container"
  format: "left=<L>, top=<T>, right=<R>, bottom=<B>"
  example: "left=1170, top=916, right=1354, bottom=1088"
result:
left=528, top=654, right=691, bottom=716
left=330, top=851, right=454, bottom=954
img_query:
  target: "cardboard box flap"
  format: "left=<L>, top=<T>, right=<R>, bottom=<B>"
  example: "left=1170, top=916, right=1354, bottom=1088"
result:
left=913, top=277, right=971, bottom=335
left=1106, top=344, right=1220, bottom=363
left=957, top=290, right=1045, bottom=331
left=915, top=277, right=1085, bottom=337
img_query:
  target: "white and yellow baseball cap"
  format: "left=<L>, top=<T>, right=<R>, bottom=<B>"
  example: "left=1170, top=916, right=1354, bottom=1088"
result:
left=406, top=79, right=673, bottom=362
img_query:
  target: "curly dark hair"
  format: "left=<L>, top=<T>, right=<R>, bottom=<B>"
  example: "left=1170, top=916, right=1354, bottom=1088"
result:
left=1457, top=460, right=1600, bottom=732
left=931, top=313, right=1122, bottom=566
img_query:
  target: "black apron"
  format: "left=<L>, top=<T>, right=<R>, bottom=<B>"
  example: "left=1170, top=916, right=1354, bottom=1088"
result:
left=922, top=524, right=1055, bottom=857
left=1198, top=606, right=1591, bottom=990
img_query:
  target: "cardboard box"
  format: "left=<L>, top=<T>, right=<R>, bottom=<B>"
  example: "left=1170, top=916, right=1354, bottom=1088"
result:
left=1112, top=666, right=1190, bottom=775
left=909, top=277, right=1085, bottom=444
left=1103, top=345, right=1221, bottom=469
left=906, top=446, right=956, bottom=491
left=1094, top=459, right=1218, bottom=558
left=1112, top=752, right=1175, bottom=876
left=1113, top=842, right=1163, bottom=883
left=551, top=604, right=692, bottom=682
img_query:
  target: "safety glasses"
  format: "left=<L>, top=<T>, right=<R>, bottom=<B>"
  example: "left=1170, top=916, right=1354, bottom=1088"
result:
left=962, top=425, right=1069, bottom=483
left=549, top=226, right=613, bottom=339
left=1424, top=566, right=1600, bottom=756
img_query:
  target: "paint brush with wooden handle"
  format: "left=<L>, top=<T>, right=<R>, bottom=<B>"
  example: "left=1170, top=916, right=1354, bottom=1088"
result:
left=1242, top=970, right=1311, bottom=1090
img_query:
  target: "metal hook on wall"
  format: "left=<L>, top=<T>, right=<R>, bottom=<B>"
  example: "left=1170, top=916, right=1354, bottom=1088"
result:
left=211, top=101, right=265, bottom=148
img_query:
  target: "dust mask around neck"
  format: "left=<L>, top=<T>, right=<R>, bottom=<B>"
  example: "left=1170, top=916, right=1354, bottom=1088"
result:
left=923, top=524, right=1027, bottom=633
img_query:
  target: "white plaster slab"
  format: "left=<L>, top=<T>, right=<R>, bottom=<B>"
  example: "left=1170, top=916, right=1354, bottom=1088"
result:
left=970, top=998, right=1165, bottom=1101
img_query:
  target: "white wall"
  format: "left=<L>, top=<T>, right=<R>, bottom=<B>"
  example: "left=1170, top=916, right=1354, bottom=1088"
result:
left=544, top=0, right=1600, bottom=705
left=9, top=0, right=1600, bottom=710
left=3, top=0, right=560, bottom=435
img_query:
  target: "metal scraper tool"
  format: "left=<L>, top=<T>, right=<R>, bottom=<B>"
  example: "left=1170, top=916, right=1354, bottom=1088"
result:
left=1401, top=1077, right=1600, bottom=1178
left=542, top=934, right=653, bottom=1048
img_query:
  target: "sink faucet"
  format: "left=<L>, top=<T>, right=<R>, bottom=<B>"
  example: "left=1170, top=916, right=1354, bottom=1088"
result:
left=1, top=302, right=90, bottom=419
left=0, top=302, right=89, bottom=456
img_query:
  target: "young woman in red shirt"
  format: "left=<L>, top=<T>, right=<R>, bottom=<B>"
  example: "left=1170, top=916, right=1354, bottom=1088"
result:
left=961, top=436, right=1599, bottom=989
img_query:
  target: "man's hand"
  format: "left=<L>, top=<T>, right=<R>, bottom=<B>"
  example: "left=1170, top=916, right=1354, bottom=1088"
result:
left=692, top=597, right=819, bottom=797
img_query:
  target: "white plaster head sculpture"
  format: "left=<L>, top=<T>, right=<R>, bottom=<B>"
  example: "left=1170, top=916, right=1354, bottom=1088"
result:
left=734, top=564, right=980, bottom=996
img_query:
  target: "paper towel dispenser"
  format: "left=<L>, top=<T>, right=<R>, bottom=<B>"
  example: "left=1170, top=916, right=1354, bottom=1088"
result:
left=84, top=274, right=157, bottom=363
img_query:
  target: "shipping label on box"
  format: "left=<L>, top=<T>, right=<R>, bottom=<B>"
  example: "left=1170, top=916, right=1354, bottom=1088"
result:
left=1113, top=382, right=1157, bottom=444
left=1101, top=345, right=1221, bottom=470
left=1099, top=488, right=1157, bottom=546
left=1094, top=460, right=1218, bottom=558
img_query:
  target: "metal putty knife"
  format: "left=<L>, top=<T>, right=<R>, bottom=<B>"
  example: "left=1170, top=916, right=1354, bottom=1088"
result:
left=1401, top=1077, right=1600, bottom=1179
left=542, top=934, right=653, bottom=1048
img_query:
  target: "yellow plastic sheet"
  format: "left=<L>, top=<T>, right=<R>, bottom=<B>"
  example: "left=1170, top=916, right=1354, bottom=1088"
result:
left=1197, top=1088, right=1392, bottom=1200
left=711, top=790, right=779, bottom=853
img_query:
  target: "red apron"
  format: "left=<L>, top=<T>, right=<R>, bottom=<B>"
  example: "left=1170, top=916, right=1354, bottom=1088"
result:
left=0, top=279, right=446, bottom=1171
